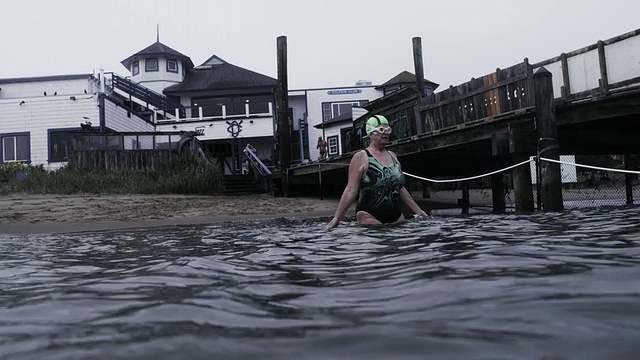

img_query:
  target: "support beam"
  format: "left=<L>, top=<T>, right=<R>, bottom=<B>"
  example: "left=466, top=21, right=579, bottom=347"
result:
left=276, top=35, right=291, bottom=196
left=534, top=67, right=563, bottom=211
left=413, top=37, right=425, bottom=135
left=509, top=127, right=535, bottom=213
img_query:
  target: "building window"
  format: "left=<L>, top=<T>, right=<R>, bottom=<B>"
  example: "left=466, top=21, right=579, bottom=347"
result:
left=145, top=58, right=159, bottom=72
left=132, top=61, right=140, bottom=76
left=1, top=133, right=30, bottom=163
left=322, top=100, right=368, bottom=121
left=167, top=59, right=178, bottom=73
left=49, top=129, right=75, bottom=162
left=327, top=135, right=339, bottom=156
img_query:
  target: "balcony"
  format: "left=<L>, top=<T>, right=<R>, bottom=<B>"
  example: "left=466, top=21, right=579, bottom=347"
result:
left=156, top=101, right=273, bottom=124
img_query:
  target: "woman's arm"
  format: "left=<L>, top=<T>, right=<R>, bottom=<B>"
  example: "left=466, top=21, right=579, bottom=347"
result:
left=399, top=187, right=430, bottom=217
left=389, top=151, right=430, bottom=217
left=327, top=151, right=367, bottom=228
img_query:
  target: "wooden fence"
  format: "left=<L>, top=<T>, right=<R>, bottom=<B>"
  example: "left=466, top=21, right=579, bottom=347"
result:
left=68, top=131, right=198, bottom=171
left=68, top=149, right=179, bottom=171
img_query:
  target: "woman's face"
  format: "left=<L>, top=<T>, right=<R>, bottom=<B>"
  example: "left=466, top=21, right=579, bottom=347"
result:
left=370, top=125, right=392, bottom=142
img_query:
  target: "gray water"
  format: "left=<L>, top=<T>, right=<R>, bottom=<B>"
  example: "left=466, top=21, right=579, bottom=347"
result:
left=1, top=207, right=640, bottom=360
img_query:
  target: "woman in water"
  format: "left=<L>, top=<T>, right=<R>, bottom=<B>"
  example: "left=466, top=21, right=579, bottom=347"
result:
left=327, top=115, right=429, bottom=228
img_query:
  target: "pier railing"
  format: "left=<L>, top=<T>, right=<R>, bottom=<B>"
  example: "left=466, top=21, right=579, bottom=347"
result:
left=420, top=61, right=533, bottom=134
left=402, top=28, right=640, bottom=138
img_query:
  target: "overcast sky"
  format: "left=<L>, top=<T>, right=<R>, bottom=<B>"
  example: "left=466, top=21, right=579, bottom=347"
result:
left=1, top=0, right=638, bottom=90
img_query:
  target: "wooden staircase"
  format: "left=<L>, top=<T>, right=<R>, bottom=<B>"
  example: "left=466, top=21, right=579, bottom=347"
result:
left=223, top=174, right=264, bottom=195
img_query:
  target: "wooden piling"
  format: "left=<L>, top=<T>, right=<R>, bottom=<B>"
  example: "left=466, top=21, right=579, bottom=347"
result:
left=597, top=40, right=609, bottom=93
left=491, top=173, right=506, bottom=214
left=624, top=154, right=634, bottom=205
left=509, top=127, right=535, bottom=213
left=490, top=133, right=508, bottom=213
left=276, top=35, right=291, bottom=196
left=413, top=37, right=425, bottom=135
left=534, top=67, right=563, bottom=211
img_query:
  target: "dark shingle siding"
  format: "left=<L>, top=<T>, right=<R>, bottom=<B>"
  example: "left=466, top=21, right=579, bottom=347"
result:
left=121, top=42, right=194, bottom=70
left=164, top=61, right=277, bottom=93
left=376, top=70, right=439, bottom=89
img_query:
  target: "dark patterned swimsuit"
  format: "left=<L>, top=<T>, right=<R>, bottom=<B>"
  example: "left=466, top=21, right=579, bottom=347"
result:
left=356, top=149, right=405, bottom=223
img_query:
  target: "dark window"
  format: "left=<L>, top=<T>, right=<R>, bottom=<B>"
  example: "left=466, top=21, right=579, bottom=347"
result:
left=132, top=61, right=140, bottom=76
left=1, top=133, right=30, bottom=163
left=49, top=130, right=75, bottom=162
left=167, top=59, right=178, bottom=73
left=145, top=58, right=159, bottom=72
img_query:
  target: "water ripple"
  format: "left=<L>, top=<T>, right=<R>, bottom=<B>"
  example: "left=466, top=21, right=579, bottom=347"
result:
left=1, top=206, right=639, bottom=359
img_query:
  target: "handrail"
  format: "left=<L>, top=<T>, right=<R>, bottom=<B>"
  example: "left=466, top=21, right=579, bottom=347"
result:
left=108, top=73, right=185, bottom=117
left=243, top=146, right=271, bottom=177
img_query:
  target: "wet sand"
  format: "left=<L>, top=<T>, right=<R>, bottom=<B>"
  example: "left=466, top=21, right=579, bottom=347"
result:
left=0, top=189, right=515, bottom=235
left=0, top=194, right=344, bottom=235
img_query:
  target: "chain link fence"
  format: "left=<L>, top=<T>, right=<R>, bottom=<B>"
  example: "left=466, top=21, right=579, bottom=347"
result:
left=407, top=154, right=640, bottom=213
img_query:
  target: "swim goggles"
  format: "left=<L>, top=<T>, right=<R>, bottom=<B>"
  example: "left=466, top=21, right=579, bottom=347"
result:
left=370, top=126, right=392, bottom=135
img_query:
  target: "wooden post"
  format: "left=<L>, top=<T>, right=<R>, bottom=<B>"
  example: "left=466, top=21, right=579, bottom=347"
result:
left=534, top=67, right=563, bottom=211
left=560, top=53, right=571, bottom=100
left=509, top=127, right=535, bottom=213
left=624, top=154, right=634, bottom=205
left=318, top=164, right=323, bottom=201
left=597, top=40, right=609, bottom=94
left=276, top=35, right=291, bottom=196
left=413, top=37, right=425, bottom=135
left=460, top=185, right=470, bottom=215
left=491, top=173, right=506, bottom=214
left=491, top=132, right=508, bottom=213
left=421, top=180, right=431, bottom=198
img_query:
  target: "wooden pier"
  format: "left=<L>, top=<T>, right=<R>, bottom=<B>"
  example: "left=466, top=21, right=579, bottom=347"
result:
left=273, top=29, right=640, bottom=212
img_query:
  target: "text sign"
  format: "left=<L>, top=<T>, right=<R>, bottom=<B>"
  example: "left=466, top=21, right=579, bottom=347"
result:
left=327, top=89, right=362, bottom=95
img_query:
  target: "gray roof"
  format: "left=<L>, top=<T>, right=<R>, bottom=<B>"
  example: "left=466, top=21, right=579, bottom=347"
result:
left=376, top=71, right=439, bottom=90
left=0, top=73, right=92, bottom=84
left=121, top=41, right=194, bottom=70
left=163, top=55, right=277, bottom=93
left=314, top=112, right=352, bottom=129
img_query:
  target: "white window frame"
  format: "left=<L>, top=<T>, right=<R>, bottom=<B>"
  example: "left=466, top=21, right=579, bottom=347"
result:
left=145, top=58, right=159, bottom=72
left=167, top=59, right=178, bottom=73
left=1, top=133, right=30, bottom=163
left=132, top=61, right=140, bottom=76
left=322, top=100, right=367, bottom=121
left=327, top=135, right=339, bottom=156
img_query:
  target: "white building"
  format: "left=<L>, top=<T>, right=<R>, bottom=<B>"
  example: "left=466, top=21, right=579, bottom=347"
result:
left=0, top=38, right=438, bottom=174
left=289, top=85, right=382, bottom=162
left=0, top=73, right=153, bottom=170
left=310, top=71, right=439, bottom=159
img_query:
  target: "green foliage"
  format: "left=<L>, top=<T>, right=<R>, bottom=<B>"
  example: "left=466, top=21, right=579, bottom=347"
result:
left=0, top=151, right=225, bottom=196
left=0, top=162, right=28, bottom=183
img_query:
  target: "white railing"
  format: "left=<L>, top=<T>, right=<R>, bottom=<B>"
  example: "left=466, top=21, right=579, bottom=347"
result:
left=157, top=102, right=274, bottom=124
left=531, top=28, right=640, bottom=100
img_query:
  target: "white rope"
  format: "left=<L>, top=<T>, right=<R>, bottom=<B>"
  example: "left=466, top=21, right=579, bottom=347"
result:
left=310, top=156, right=640, bottom=184
left=402, top=158, right=534, bottom=183
left=540, top=157, right=640, bottom=175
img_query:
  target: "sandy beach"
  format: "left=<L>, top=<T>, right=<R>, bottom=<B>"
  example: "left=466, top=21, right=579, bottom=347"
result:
left=0, top=187, right=629, bottom=235
left=0, top=194, right=345, bottom=235
left=0, top=189, right=481, bottom=235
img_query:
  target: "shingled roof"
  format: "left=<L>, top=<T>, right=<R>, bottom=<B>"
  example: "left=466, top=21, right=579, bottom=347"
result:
left=163, top=55, right=278, bottom=93
left=376, top=70, right=439, bottom=90
left=121, top=41, right=194, bottom=70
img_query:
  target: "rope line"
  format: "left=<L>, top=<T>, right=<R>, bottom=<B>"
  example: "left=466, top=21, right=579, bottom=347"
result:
left=539, top=157, right=640, bottom=175
left=403, top=157, right=640, bottom=184
left=309, top=157, right=640, bottom=183
left=402, top=159, right=534, bottom=183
